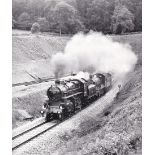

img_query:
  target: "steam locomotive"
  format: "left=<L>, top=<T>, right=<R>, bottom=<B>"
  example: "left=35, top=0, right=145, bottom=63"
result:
left=41, top=72, right=112, bottom=121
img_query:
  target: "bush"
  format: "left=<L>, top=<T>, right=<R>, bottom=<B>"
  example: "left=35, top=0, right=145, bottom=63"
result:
left=31, top=22, right=40, bottom=34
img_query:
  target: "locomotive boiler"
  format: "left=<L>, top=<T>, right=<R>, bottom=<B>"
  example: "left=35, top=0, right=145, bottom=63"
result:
left=41, top=72, right=112, bottom=121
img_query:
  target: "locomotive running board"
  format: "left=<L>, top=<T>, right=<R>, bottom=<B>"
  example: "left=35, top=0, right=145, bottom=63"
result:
left=62, top=92, right=83, bottom=99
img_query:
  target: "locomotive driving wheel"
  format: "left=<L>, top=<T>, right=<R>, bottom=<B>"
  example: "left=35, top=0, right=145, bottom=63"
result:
left=75, top=97, right=82, bottom=111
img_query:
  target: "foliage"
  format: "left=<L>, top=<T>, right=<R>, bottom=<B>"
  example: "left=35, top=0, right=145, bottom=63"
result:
left=12, top=0, right=142, bottom=34
left=111, top=4, right=134, bottom=34
left=117, top=0, right=142, bottom=31
left=75, top=0, right=93, bottom=24
left=37, top=17, right=50, bottom=32
left=86, top=0, right=114, bottom=33
left=15, top=12, right=31, bottom=30
left=44, top=0, right=57, bottom=18
left=13, top=0, right=30, bottom=19
left=31, top=22, right=40, bottom=34
left=49, top=2, right=84, bottom=34
left=17, top=12, right=30, bottom=24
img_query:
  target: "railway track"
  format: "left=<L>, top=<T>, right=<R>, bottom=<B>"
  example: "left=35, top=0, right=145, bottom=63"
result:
left=12, top=121, right=46, bottom=140
left=12, top=119, right=58, bottom=150
left=12, top=77, right=54, bottom=87
left=12, top=73, right=72, bottom=87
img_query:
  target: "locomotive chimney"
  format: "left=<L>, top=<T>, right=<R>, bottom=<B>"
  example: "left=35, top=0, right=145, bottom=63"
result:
left=55, top=79, right=60, bottom=85
left=71, top=72, right=76, bottom=76
left=89, top=74, right=93, bottom=79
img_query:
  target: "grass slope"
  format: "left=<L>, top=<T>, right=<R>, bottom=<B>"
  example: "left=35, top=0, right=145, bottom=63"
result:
left=12, top=81, right=53, bottom=129
left=12, top=31, right=70, bottom=84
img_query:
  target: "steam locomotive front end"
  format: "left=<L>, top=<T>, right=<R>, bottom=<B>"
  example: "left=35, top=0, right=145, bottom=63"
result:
left=41, top=85, right=63, bottom=121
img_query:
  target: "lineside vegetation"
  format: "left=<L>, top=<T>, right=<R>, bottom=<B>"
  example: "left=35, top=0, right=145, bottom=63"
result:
left=12, top=0, right=142, bottom=35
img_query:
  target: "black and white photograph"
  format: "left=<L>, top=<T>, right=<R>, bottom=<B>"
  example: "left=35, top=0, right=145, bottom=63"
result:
left=11, top=0, right=142, bottom=154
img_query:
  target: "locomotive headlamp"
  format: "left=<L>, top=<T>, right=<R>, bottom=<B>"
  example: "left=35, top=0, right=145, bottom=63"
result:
left=59, top=106, right=63, bottom=109
left=40, top=110, right=44, bottom=117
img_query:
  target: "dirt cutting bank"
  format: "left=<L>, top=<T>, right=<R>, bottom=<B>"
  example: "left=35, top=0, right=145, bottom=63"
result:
left=12, top=32, right=70, bottom=84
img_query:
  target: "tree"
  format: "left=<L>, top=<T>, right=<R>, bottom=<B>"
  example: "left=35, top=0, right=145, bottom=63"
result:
left=13, top=0, right=30, bottom=20
left=75, top=0, right=93, bottom=24
left=37, top=17, right=50, bottom=32
left=134, top=4, right=142, bottom=31
left=111, top=4, right=134, bottom=34
left=31, top=22, right=40, bottom=34
left=65, top=18, right=85, bottom=34
left=12, top=0, right=141, bottom=33
left=116, top=0, right=142, bottom=31
left=44, top=0, right=58, bottom=18
left=26, top=0, right=45, bottom=21
left=86, top=0, right=114, bottom=33
left=49, top=2, right=83, bottom=34
left=17, top=12, right=30, bottom=23
left=128, top=0, right=142, bottom=31
left=17, top=12, right=31, bottom=30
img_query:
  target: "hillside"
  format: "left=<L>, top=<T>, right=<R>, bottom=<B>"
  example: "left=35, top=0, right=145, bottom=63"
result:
left=13, top=37, right=142, bottom=154
left=12, top=31, right=70, bottom=84
left=12, top=31, right=141, bottom=84
left=12, top=32, right=142, bottom=155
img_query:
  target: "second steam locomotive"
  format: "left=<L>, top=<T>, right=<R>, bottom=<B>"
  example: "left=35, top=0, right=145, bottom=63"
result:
left=41, top=72, right=112, bottom=121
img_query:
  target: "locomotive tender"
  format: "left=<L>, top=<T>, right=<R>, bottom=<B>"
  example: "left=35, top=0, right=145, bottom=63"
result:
left=41, top=72, right=112, bottom=121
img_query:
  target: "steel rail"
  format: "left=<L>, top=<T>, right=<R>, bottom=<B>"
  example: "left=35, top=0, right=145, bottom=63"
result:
left=12, top=121, right=58, bottom=151
left=12, top=121, right=46, bottom=140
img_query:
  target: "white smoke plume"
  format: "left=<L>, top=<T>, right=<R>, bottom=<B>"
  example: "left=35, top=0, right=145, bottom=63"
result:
left=74, top=71, right=90, bottom=80
left=51, top=32, right=137, bottom=79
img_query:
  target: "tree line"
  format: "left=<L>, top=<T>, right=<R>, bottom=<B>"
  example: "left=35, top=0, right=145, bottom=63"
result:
left=12, top=0, right=142, bottom=34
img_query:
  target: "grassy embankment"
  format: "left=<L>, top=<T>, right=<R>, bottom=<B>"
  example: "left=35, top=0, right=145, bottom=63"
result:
left=12, top=32, right=70, bottom=84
